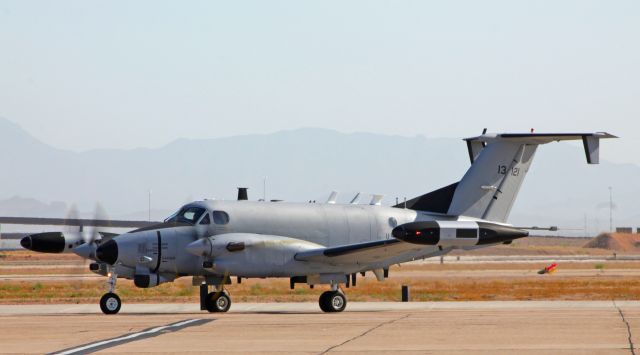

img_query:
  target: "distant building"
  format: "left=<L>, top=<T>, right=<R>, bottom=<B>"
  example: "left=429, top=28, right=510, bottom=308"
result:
left=616, top=227, right=633, bottom=233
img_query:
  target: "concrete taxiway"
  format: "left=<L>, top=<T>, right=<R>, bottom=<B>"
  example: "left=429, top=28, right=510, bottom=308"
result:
left=0, top=301, right=638, bottom=354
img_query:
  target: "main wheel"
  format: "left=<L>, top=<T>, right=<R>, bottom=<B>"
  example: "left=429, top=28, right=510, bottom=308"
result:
left=319, top=291, right=332, bottom=312
left=100, top=292, right=121, bottom=315
left=319, top=291, right=347, bottom=313
left=205, top=291, right=232, bottom=313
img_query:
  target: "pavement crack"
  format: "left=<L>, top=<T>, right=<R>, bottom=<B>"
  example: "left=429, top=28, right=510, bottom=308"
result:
left=319, top=314, right=410, bottom=354
left=613, top=300, right=636, bottom=355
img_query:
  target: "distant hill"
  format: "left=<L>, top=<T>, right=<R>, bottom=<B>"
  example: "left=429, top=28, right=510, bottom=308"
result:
left=0, top=117, right=637, bottom=234
left=0, top=196, right=68, bottom=218
left=584, top=233, right=640, bottom=252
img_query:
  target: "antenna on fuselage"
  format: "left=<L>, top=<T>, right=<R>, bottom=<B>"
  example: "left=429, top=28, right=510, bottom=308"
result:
left=369, top=194, right=384, bottom=206
left=326, top=191, right=338, bottom=204
left=350, top=193, right=361, bottom=204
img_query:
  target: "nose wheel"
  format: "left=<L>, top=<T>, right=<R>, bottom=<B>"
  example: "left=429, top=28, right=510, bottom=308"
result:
left=319, top=290, right=347, bottom=312
left=99, top=269, right=121, bottom=314
left=205, top=290, right=232, bottom=313
left=100, top=292, right=121, bottom=314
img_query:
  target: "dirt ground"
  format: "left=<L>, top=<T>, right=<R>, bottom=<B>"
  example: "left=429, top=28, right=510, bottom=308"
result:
left=2, top=235, right=640, bottom=304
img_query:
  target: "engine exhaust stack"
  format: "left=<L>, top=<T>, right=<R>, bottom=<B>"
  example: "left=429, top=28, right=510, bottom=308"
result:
left=237, top=187, right=248, bottom=201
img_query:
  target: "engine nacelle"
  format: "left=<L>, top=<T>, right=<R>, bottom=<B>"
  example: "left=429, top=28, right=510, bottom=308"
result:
left=392, top=221, right=528, bottom=247
left=20, top=231, right=85, bottom=253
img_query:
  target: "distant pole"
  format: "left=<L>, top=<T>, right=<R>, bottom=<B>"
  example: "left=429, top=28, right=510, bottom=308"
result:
left=609, top=186, right=613, bottom=232
left=584, top=213, right=588, bottom=237
left=263, top=176, right=267, bottom=201
left=148, top=190, right=152, bottom=222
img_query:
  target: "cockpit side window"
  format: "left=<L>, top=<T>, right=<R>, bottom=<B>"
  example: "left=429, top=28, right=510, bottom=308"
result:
left=165, top=207, right=206, bottom=225
left=199, top=213, right=211, bottom=225
left=212, top=211, right=230, bottom=225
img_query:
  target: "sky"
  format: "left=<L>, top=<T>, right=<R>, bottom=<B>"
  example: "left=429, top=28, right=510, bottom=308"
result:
left=1, top=1, right=639, bottom=164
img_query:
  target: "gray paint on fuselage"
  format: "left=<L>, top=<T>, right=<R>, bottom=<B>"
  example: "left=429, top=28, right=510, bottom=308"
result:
left=115, top=200, right=457, bottom=278
left=195, top=200, right=424, bottom=246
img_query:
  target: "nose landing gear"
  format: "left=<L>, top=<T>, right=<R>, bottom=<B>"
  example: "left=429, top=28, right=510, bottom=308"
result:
left=100, top=270, right=121, bottom=315
left=100, top=292, right=121, bottom=314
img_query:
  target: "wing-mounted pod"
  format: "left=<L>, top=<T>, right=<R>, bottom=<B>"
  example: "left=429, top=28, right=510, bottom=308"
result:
left=20, top=231, right=86, bottom=253
left=392, top=221, right=528, bottom=247
left=185, top=233, right=323, bottom=277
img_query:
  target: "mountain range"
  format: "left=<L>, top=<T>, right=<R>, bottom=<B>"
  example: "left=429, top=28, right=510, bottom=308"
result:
left=0, top=117, right=637, bottom=236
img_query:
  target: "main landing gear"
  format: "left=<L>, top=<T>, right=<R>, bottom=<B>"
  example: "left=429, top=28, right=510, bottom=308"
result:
left=100, top=270, right=121, bottom=315
left=204, top=288, right=232, bottom=313
left=319, top=290, right=347, bottom=312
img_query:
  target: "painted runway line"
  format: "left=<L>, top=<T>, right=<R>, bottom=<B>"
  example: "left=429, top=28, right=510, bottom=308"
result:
left=49, top=318, right=212, bottom=355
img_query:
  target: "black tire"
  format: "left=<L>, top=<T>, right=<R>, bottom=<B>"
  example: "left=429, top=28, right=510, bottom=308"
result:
left=319, top=291, right=332, bottom=312
left=319, top=291, right=347, bottom=313
left=205, top=291, right=232, bottom=313
left=100, top=292, right=121, bottom=315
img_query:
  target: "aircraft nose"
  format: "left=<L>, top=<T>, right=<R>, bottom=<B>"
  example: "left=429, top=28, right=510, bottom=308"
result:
left=20, top=236, right=32, bottom=250
left=96, top=239, right=118, bottom=265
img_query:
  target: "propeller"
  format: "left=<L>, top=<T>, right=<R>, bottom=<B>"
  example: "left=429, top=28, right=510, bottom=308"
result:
left=69, top=203, right=118, bottom=299
left=73, top=203, right=112, bottom=260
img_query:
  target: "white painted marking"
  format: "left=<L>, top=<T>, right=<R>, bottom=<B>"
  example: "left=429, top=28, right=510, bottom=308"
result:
left=53, top=319, right=202, bottom=355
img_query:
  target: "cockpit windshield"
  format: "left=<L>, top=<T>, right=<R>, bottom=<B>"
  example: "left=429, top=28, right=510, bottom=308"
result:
left=164, top=207, right=206, bottom=225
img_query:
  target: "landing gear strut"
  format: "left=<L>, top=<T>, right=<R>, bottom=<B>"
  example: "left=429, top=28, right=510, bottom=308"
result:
left=319, top=290, right=347, bottom=313
left=100, top=270, right=121, bottom=315
left=204, top=288, right=232, bottom=313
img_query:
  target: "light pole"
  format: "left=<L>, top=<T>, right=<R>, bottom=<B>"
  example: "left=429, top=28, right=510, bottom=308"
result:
left=148, top=190, right=152, bottom=222
left=608, top=186, right=613, bottom=232
left=263, top=177, right=267, bottom=201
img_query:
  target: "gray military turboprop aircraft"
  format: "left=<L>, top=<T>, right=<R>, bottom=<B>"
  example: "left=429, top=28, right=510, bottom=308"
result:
left=17, top=131, right=615, bottom=314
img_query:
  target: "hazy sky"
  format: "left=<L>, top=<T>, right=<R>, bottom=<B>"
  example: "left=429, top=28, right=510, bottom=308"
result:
left=1, top=1, right=638, bottom=164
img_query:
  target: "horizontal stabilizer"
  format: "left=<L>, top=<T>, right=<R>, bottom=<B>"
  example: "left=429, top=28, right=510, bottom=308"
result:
left=464, top=132, right=617, bottom=164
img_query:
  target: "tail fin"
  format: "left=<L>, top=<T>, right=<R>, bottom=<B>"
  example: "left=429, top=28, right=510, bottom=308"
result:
left=398, top=132, right=616, bottom=223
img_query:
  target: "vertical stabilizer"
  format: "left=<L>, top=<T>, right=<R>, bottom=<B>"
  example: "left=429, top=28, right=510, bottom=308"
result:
left=446, top=132, right=616, bottom=222
left=397, top=132, right=616, bottom=223
left=448, top=141, right=537, bottom=222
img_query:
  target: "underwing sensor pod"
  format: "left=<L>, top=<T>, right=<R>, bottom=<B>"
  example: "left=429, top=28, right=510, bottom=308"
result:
left=392, top=221, right=529, bottom=247
left=20, top=231, right=85, bottom=253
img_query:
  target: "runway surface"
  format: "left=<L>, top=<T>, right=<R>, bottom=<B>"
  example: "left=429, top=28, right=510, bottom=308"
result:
left=1, top=301, right=638, bottom=354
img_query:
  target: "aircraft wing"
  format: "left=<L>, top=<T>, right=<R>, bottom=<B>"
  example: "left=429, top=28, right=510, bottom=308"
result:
left=294, top=238, right=433, bottom=266
left=0, top=216, right=158, bottom=228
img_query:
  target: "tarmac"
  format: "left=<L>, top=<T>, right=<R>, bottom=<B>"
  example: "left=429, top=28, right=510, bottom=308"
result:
left=0, top=301, right=639, bottom=354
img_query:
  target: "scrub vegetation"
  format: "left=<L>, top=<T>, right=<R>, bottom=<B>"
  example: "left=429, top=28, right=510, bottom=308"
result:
left=3, top=261, right=640, bottom=304
left=2, top=235, right=639, bottom=304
